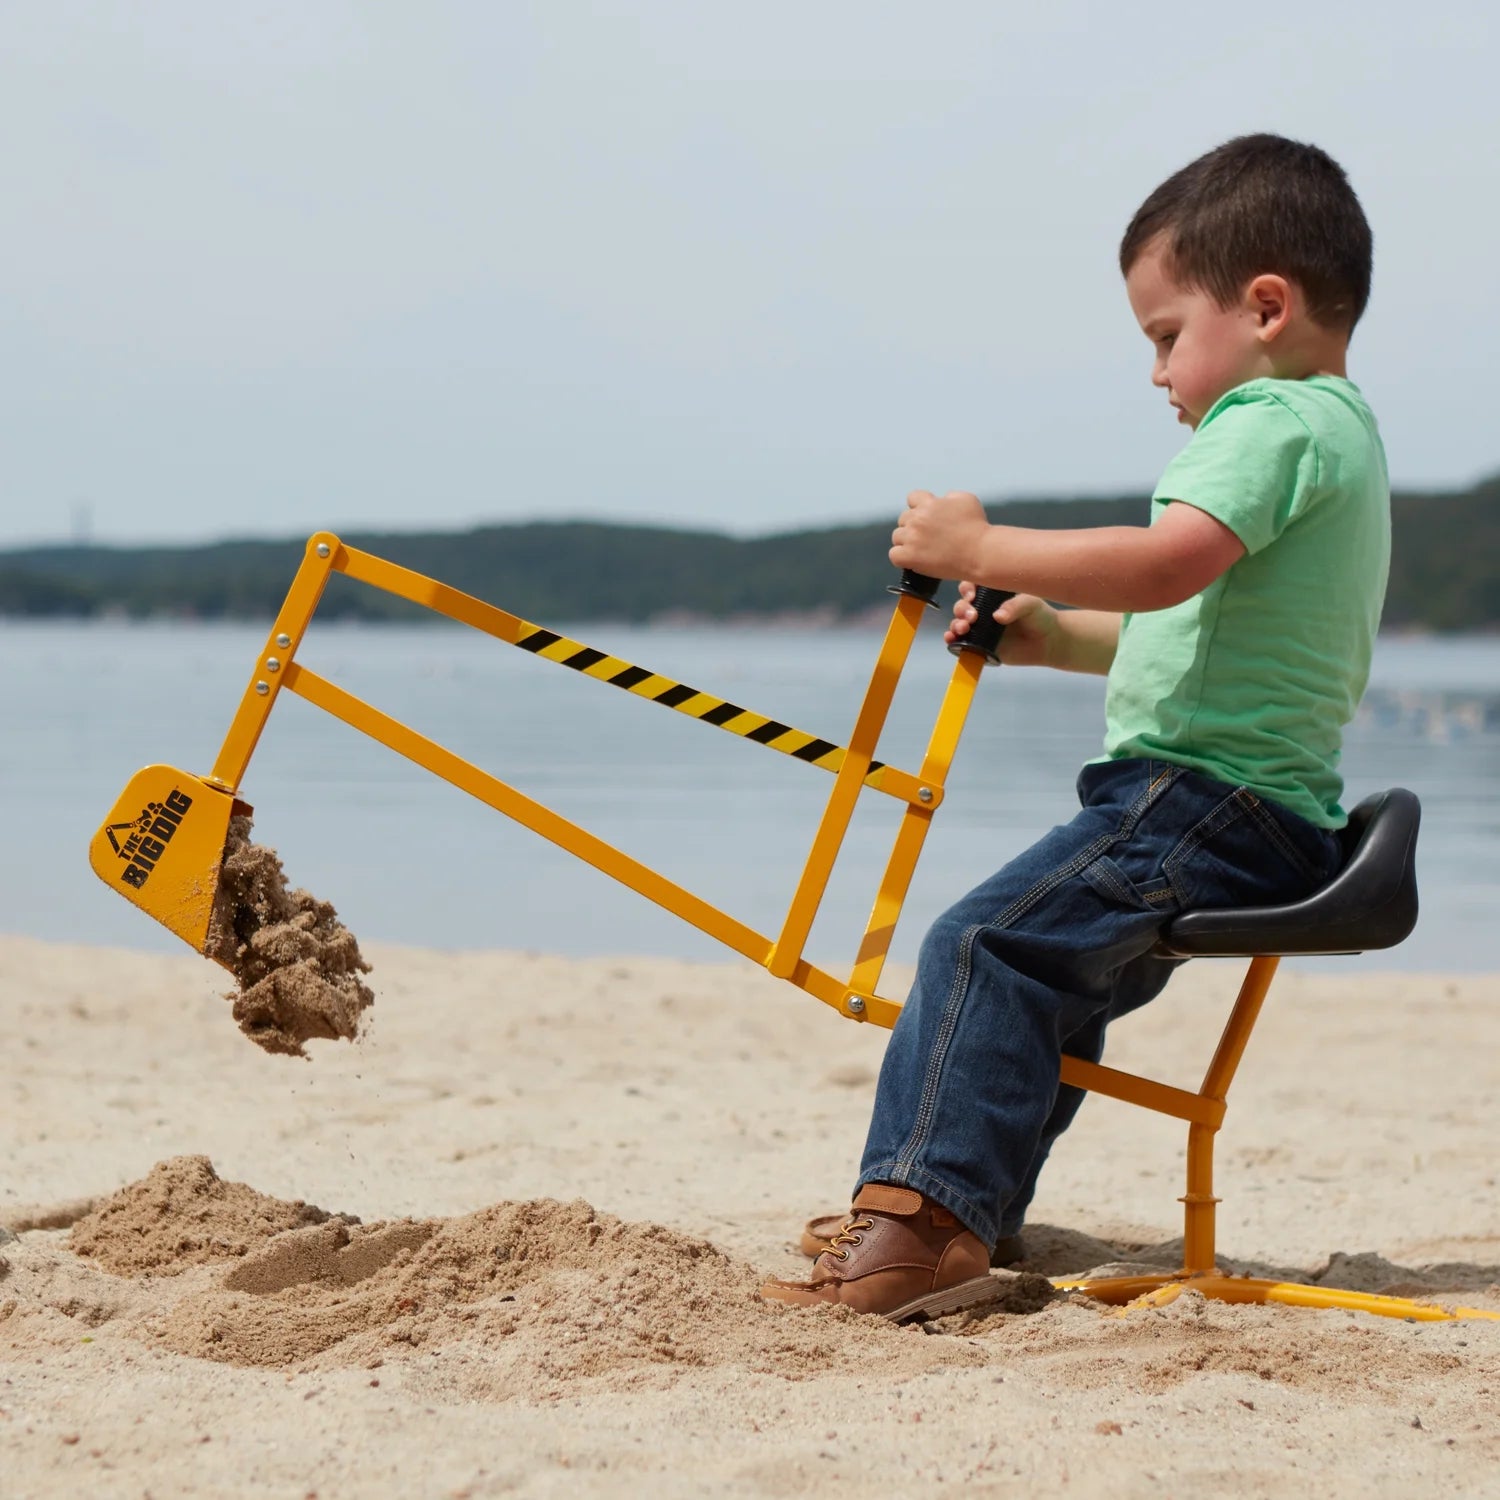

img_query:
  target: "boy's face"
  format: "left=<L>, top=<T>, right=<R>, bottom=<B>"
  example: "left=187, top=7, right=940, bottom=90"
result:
left=1125, top=237, right=1274, bottom=429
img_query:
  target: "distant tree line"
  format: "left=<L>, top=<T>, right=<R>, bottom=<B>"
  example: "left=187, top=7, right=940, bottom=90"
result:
left=1, top=479, right=1495, bottom=630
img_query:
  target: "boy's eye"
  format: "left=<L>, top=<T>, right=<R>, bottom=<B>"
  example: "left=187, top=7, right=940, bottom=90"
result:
left=1157, top=334, right=1177, bottom=350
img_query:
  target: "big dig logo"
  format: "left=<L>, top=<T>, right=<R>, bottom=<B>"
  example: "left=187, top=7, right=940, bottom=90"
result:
left=105, top=788, right=194, bottom=889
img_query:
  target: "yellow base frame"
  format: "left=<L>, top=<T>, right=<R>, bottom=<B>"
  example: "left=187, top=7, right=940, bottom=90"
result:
left=89, top=533, right=1498, bottom=1325
left=1049, top=956, right=1499, bottom=1322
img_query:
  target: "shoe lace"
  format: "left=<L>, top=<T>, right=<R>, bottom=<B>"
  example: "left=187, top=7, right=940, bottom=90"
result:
left=825, top=1214, right=873, bottom=1261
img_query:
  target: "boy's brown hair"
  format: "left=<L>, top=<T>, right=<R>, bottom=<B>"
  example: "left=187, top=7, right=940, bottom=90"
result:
left=1119, top=133, right=1373, bottom=334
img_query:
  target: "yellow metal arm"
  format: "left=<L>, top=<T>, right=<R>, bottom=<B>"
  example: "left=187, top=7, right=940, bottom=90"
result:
left=209, top=534, right=341, bottom=792
left=198, top=533, right=954, bottom=1029
left=337, top=545, right=938, bottom=807
left=280, top=659, right=864, bottom=1021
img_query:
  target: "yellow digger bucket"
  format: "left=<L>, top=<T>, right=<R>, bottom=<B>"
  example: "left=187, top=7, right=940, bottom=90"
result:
left=87, top=766, right=243, bottom=960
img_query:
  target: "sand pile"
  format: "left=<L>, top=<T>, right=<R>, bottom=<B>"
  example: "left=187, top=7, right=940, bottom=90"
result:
left=69, top=1156, right=335, bottom=1275
left=204, top=815, right=374, bottom=1057
left=63, top=1157, right=1056, bottom=1398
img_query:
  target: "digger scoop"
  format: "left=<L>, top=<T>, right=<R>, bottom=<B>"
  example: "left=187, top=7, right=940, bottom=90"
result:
left=88, top=766, right=244, bottom=960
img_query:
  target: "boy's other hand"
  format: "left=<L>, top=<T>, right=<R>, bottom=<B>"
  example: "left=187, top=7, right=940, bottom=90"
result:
left=946, top=586, right=1059, bottom=668
left=891, top=490, right=989, bottom=580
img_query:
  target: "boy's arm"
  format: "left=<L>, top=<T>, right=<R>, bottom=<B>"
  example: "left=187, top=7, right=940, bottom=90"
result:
left=1048, top=608, right=1121, bottom=675
left=950, top=588, right=1121, bottom=674
left=892, top=490, right=1246, bottom=613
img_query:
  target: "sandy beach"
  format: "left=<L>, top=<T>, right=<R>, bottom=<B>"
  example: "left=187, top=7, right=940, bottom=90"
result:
left=3, top=933, right=1498, bottom=1497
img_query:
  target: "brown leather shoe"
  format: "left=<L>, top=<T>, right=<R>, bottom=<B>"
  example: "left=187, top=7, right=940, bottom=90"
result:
left=762, top=1184, right=1001, bottom=1321
left=800, top=1209, right=1026, bottom=1268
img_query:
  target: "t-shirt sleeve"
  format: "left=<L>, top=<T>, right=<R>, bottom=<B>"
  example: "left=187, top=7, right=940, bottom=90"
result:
left=1152, top=387, right=1323, bottom=555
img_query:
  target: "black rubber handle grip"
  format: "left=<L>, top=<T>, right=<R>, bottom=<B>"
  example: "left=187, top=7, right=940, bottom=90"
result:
left=948, top=586, right=1015, bottom=665
left=886, top=569, right=941, bottom=610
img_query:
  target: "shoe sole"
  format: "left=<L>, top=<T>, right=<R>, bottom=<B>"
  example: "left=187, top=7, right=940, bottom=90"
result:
left=881, top=1274, right=1008, bottom=1324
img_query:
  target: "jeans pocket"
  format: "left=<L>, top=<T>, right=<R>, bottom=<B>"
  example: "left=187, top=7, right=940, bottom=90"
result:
left=1163, top=789, right=1333, bottom=912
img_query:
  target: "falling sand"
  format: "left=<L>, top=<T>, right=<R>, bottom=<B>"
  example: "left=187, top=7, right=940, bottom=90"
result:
left=204, top=815, right=374, bottom=1058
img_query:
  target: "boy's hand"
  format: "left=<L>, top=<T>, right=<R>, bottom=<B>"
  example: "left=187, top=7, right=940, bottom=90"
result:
left=946, top=585, right=1060, bottom=668
left=890, top=491, right=989, bottom=580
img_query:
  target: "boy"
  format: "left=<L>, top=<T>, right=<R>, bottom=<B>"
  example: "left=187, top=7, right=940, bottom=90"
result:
left=762, top=133, right=1389, bottom=1321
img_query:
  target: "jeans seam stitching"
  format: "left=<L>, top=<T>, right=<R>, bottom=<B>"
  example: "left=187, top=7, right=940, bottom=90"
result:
left=1242, top=796, right=1324, bottom=885
left=992, top=765, right=1179, bottom=930
left=894, top=921, right=979, bottom=1178
left=991, top=832, right=1116, bottom=930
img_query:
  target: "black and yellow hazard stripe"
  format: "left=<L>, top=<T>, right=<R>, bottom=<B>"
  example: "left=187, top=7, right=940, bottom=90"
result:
left=514, top=623, right=905, bottom=795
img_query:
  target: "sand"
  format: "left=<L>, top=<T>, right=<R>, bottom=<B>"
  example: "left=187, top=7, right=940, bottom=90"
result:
left=68, top=1156, right=335, bottom=1277
left=204, top=817, right=374, bottom=1058
left=3, top=935, right=1499, bottom=1496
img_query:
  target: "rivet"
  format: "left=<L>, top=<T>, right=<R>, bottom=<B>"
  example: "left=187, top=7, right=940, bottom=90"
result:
left=265, top=658, right=280, bottom=673
left=255, top=681, right=269, bottom=696
left=847, top=996, right=866, bottom=1016
left=316, top=543, right=331, bottom=558
left=275, top=633, right=291, bottom=649
left=918, top=787, right=934, bottom=803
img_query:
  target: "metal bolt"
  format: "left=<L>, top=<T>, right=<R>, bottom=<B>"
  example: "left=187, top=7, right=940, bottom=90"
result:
left=275, top=633, right=291, bottom=648
left=918, top=787, right=934, bottom=804
left=255, top=681, right=269, bottom=696
left=847, top=996, right=866, bottom=1016
left=316, top=543, right=331, bottom=558
left=265, top=657, right=280, bottom=672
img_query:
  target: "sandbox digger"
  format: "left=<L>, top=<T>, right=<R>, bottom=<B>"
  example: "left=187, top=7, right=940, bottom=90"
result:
left=88, top=533, right=1498, bottom=1324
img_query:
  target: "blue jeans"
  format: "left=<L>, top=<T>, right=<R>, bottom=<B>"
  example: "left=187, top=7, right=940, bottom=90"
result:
left=858, top=758, right=1342, bottom=1249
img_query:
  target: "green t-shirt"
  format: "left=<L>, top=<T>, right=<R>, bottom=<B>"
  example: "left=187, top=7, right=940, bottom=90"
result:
left=1100, top=375, right=1390, bottom=829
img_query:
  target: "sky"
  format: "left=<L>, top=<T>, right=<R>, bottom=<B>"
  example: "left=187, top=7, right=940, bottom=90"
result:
left=1, top=1, right=1496, bottom=549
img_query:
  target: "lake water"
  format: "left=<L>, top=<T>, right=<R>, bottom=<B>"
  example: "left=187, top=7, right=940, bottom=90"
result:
left=5, top=618, right=1498, bottom=973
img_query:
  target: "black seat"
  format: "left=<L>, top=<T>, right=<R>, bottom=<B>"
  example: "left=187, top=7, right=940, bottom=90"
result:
left=1157, top=788, right=1421, bottom=959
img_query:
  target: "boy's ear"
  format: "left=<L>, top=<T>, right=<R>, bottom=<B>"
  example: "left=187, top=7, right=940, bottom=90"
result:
left=1246, top=274, right=1292, bottom=340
